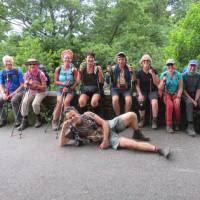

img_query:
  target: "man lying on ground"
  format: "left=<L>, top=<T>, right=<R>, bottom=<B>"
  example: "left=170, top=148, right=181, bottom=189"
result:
left=59, top=106, right=171, bottom=159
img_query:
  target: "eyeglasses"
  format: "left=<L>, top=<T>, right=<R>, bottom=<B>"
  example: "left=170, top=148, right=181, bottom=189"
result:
left=190, top=64, right=196, bottom=67
left=143, top=60, right=150, bottom=62
left=64, top=57, right=72, bottom=61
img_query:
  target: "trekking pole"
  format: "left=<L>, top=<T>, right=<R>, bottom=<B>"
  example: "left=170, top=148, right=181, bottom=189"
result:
left=149, top=77, right=152, bottom=125
left=19, top=84, right=31, bottom=139
left=44, top=89, right=66, bottom=133
left=10, top=91, right=25, bottom=137
left=55, top=91, right=66, bottom=139
left=96, top=69, right=104, bottom=117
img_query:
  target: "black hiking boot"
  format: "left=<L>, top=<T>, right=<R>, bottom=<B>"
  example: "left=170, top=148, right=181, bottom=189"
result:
left=17, top=117, right=28, bottom=131
left=132, top=129, right=150, bottom=141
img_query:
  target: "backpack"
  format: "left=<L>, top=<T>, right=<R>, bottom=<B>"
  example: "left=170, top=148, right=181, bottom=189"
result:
left=39, top=66, right=51, bottom=88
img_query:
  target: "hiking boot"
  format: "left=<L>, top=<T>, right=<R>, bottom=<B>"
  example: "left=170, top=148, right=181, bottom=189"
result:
left=166, top=125, right=174, bottom=133
left=156, top=147, right=171, bottom=159
left=138, top=117, right=145, bottom=128
left=35, top=114, right=42, bottom=128
left=14, top=120, right=21, bottom=127
left=132, top=129, right=150, bottom=141
left=52, top=119, right=59, bottom=131
left=186, top=124, right=196, bottom=137
left=174, top=125, right=180, bottom=131
left=0, top=120, right=7, bottom=128
left=152, top=117, right=157, bottom=129
left=17, top=117, right=28, bottom=131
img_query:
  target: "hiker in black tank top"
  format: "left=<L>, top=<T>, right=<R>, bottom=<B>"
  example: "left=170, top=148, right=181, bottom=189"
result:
left=78, top=52, right=104, bottom=114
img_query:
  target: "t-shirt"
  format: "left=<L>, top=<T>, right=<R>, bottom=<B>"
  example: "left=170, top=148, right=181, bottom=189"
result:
left=72, top=112, right=103, bottom=143
left=136, top=68, right=158, bottom=92
left=183, top=73, right=200, bottom=96
left=24, top=70, right=47, bottom=95
left=160, top=70, right=182, bottom=94
left=0, top=68, right=24, bottom=93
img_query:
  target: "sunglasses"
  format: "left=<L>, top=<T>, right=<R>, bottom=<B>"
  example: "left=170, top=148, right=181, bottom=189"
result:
left=167, top=63, right=174, bottom=67
left=28, top=63, right=37, bottom=66
left=190, top=64, right=197, bottom=67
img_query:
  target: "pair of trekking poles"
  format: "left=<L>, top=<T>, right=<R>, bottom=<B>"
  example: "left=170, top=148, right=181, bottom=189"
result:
left=45, top=81, right=71, bottom=139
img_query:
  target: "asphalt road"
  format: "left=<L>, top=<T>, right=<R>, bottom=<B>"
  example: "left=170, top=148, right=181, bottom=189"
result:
left=0, top=125, right=200, bottom=200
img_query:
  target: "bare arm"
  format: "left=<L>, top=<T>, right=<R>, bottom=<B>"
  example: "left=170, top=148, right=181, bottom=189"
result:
left=177, top=79, right=183, bottom=98
left=59, top=120, right=71, bottom=147
left=195, top=89, right=200, bottom=101
left=70, top=70, right=80, bottom=91
left=97, top=66, right=104, bottom=84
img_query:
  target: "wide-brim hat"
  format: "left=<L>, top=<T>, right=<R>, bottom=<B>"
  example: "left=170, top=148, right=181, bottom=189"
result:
left=116, top=52, right=126, bottom=58
left=25, top=58, right=40, bottom=65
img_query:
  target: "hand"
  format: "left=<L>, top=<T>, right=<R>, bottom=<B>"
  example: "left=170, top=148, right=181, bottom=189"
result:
left=63, top=87, right=68, bottom=93
left=149, top=68, right=154, bottom=75
left=2, top=93, right=9, bottom=101
left=99, top=139, right=109, bottom=150
left=193, top=100, right=197, bottom=107
left=174, top=97, right=181, bottom=106
left=138, top=94, right=144, bottom=102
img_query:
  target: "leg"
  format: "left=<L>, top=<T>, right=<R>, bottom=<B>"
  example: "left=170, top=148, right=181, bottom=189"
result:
left=18, top=91, right=34, bottom=131
left=10, top=92, right=23, bottom=125
left=52, top=95, right=64, bottom=130
left=119, top=137, right=170, bottom=158
left=78, top=93, right=89, bottom=113
left=114, top=112, right=149, bottom=141
left=164, top=93, right=173, bottom=133
left=32, top=92, right=47, bottom=115
left=32, top=92, right=47, bottom=128
left=0, top=94, right=7, bottom=126
left=91, top=93, right=100, bottom=108
left=151, top=99, right=158, bottom=129
left=124, top=95, right=132, bottom=113
left=64, top=93, right=74, bottom=108
left=138, top=93, right=147, bottom=127
left=173, top=95, right=181, bottom=130
left=112, top=95, right=120, bottom=116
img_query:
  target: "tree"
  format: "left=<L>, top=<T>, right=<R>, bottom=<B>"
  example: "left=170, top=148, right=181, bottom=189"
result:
left=165, top=2, right=200, bottom=68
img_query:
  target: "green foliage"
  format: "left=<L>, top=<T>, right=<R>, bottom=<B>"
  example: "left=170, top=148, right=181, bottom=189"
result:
left=166, top=2, right=200, bottom=69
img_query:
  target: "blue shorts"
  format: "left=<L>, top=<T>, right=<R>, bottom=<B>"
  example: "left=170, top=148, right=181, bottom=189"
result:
left=108, top=116, right=126, bottom=150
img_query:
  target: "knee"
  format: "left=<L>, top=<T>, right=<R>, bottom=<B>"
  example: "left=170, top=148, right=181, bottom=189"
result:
left=125, top=97, right=132, bottom=105
left=127, top=112, right=137, bottom=120
left=79, top=97, right=87, bottom=107
left=112, top=96, right=119, bottom=105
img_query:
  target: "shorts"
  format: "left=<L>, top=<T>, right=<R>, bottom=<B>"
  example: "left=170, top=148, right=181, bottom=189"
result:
left=56, top=90, right=75, bottom=97
left=142, top=91, right=158, bottom=101
left=108, top=116, right=126, bottom=150
left=111, top=88, right=132, bottom=97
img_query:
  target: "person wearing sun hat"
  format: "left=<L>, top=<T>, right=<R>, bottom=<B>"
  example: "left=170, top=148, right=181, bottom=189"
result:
left=136, top=54, right=160, bottom=129
left=17, top=58, right=48, bottom=131
left=182, top=59, right=200, bottom=136
left=159, top=59, right=183, bottom=133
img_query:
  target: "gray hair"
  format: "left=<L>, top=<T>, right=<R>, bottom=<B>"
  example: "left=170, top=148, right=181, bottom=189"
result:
left=139, top=54, right=152, bottom=66
left=2, top=55, right=14, bottom=65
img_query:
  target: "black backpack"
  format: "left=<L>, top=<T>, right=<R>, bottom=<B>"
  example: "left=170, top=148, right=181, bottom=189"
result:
left=39, top=65, right=51, bottom=88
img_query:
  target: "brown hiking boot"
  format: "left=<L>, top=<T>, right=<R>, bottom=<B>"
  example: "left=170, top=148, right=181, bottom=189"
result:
left=152, top=117, right=157, bottom=129
left=35, top=114, right=42, bottom=128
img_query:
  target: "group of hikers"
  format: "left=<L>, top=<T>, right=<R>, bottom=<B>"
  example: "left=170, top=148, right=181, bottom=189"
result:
left=0, top=50, right=200, bottom=159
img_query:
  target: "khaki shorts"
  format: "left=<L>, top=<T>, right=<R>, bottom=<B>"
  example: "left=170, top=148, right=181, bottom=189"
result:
left=108, top=116, right=126, bottom=150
